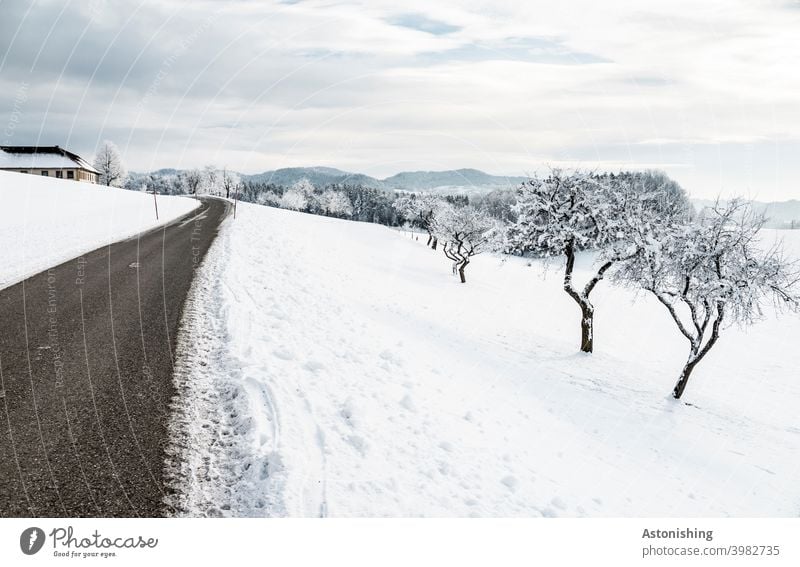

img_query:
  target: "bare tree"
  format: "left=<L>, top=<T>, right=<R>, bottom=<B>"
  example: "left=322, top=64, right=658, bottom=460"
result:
left=201, top=165, right=219, bottom=196
left=393, top=194, right=445, bottom=249
left=182, top=169, right=203, bottom=198
left=505, top=171, right=623, bottom=352
left=432, top=205, right=499, bottom=283
left=505, top=169, right=688, bottom=353
left=221, top=168, right=241, bottom=199
left=617, top=199, right=799, bottom=399
left=93, top=140, right=127, bottom=187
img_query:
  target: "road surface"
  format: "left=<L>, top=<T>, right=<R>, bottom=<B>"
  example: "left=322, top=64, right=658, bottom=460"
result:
left=0, top=197, right=230, bottom=517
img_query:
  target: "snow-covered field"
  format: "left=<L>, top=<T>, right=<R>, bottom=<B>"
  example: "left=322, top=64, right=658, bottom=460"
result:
left=168, top=201, right=800, bottom=517
left=0, top=170, right=199, bottom=289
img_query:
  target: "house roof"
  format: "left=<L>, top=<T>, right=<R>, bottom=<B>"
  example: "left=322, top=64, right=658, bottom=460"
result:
left=0, top=146, right=100, bottom=174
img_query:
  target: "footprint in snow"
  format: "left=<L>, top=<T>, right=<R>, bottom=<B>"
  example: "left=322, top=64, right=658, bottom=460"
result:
left=438, top=441, right=454, bottom=452
left=273, top=348, right=295, bottom=361
left=304, top=360, right=325, bottom=373
left=500, top=475, right=518, bottom=492
left=399, top=394, right=417, bottom=412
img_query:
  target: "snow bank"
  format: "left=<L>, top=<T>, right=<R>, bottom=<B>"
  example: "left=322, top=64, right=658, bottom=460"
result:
left=169, top=203, right=800, bottom=517
left=0, top=170, right=199, bottom=289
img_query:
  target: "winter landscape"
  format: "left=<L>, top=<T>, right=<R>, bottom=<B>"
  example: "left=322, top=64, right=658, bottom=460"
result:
left=165, top=194, right=800, bottom=518
left=1, top=164, right=798, bottom=519
left=1, top=0, right=799, bottom=532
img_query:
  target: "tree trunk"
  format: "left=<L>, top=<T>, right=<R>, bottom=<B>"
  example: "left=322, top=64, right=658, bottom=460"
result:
left=563, top=239, right=595, bottom=353
left=426, top=233, right=432, bottom=247
left=672, top=306, right=724, bottom=400
left=672, top=357, right=699, bottom=399
left=580, top=303, right=594, bottom=353
left=431, top=237, right=438, bottom=250
left=458, top=260, right=468, bottom=283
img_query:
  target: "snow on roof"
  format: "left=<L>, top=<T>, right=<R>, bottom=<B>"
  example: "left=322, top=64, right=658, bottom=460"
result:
left=0, top=146, right=100, bottom=174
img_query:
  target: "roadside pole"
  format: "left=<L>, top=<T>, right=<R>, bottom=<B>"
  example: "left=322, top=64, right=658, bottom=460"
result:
left=151, top=188, right=159, bottom=220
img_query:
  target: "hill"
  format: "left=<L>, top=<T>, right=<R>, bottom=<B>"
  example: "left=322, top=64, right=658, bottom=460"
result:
left=0, top=170, right=198, bottom=289
left=383, top=168, right=526, bottom=191
left=167, top=199, right=800, bottom=517
left=693, top=198, right=800, bottom=229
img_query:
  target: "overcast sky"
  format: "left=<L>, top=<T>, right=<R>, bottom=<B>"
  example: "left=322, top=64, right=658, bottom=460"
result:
left=1, top=0, right=799, bottom=199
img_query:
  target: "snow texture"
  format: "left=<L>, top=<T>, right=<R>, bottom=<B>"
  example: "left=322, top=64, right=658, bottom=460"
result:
left=0, top=151, right=78, bottom=169
left=0, top=170, right=199, bottom=289
left=168, top=201, right=800, bottom=517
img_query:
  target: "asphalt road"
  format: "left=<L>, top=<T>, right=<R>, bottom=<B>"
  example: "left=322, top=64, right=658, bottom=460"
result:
left=0, top=196, right=229, bottom=517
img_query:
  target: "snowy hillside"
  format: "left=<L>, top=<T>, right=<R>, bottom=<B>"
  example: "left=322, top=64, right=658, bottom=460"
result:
left=0, top=170, right=199, bottom=289
left=168, top=202, right=800, bottom=517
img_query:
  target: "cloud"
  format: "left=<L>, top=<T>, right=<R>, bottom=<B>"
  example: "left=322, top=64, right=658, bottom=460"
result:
left=0, top=0, right=798, bottom=200
left=387, top=13, right=461, bottom=35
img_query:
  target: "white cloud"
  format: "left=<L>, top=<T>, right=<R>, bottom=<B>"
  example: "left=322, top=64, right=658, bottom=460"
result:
left=1, top=0, right=799, bottom=199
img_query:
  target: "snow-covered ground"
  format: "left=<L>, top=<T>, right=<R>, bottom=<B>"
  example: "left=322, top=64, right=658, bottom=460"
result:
left=168, top=201, right=800, bottom=517
left=0, top=170, right=199, bottom=289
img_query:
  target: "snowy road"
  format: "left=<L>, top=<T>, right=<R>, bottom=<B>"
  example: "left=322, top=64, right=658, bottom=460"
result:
left=0, top=197, right=230, bottom=516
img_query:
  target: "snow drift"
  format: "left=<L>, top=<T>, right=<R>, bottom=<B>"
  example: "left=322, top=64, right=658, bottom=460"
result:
left=0, top=170, right=199, bottom=289
left=168, top=201, right=800, bottom=517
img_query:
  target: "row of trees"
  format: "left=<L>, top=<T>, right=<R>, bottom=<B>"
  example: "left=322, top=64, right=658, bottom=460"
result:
left=123, top=165, right=243, bottom=199
left=396, top=170, right=799, bottom=400
left=394, top=194, right=499, bottom=283
left=93, top=141, right=246, bottom=200
left=103, top=146, right=797, bottom=400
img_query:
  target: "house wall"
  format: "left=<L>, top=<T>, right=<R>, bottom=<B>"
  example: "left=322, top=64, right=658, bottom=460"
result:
left=0, top=168, right=98, bottom=183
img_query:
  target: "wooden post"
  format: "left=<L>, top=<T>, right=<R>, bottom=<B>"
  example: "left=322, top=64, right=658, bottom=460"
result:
left=152, top=189, right=159, bottom=220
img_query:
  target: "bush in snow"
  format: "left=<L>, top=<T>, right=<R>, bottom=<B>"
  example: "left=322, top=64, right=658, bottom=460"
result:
left=616, top=199, right=799, bottom=399
left=432, top=204, right=501, bottom=283
left=505, top=169, right=689, bottom=353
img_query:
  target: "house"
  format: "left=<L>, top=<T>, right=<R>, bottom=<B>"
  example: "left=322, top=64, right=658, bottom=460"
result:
left=0, top=145, right=99, bottom=183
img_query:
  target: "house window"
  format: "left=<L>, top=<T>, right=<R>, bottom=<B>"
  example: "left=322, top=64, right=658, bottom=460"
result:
left=20, top=170, right=28, bottom=174
left=56, top=171, right=63, bottom=178
left=67, top=171, right=74, bottom=179
left=41, top=171, right=49, bottom=176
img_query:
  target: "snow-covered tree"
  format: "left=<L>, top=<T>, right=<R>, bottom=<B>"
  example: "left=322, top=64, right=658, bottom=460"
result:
left=182, top=168, right=203, bottom=198
left=505, top=169, right=687, bottom=353
left=201, top=165, right=219, bottom=195
left=292, top=178, right=315, bottom=197
left=280, top=189, right=308, bottom=211
left=432, top=205, right=500, bottom=283
left=277, top=178, right=315, bottom=212
left=93, top=140, right=126, bottom=187
left=321, top=191, right=353, bottom=218
left=221, top=168, right=241, bottom=199
left=616, top=199, right=799, bottom=399
left=257, top=190, right=281, bottom=207
left=472, top=188, right=518, bottom=222
left=393, top=194, right=446, bottom=249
